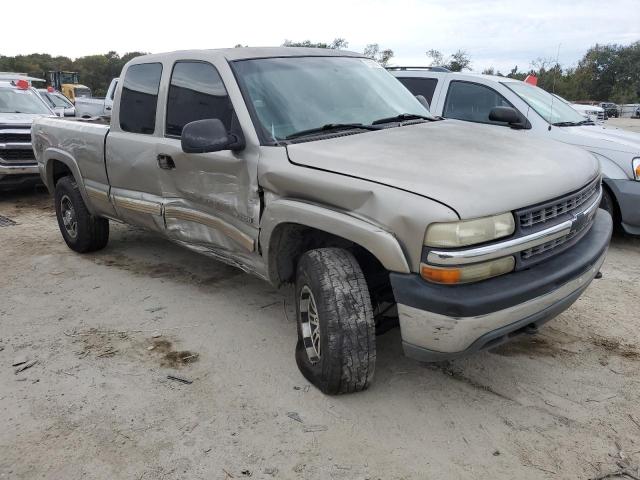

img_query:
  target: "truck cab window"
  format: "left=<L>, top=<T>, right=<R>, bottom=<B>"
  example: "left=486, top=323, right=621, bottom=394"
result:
left=165, top=61, right=233, bottom=137
left=444, top=81, right=512, bottom=125
left=397, top=77, right=438, bottom=106
left=119, top=63, right=162, bottom=134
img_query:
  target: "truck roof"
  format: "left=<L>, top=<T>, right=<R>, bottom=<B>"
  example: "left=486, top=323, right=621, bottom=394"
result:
left=129, top=47, right=365, bottom=63
left=391, top=69, right=520, bottom=84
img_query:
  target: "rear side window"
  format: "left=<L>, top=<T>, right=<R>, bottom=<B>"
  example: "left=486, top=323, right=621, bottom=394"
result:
left=120, top=63, right=162, bottom=134
left=443, top=81, right=512, bottom=124
left=397, top=77, right=438, bottom=105
left=166, top=61, right=233, bottom=137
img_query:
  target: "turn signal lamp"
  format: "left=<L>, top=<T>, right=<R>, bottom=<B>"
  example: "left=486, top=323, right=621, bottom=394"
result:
left=420, top=256, right=515, bottom=284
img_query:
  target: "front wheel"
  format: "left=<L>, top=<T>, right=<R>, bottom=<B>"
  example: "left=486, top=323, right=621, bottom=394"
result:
left=54, top=176, right=109, bottom=253
left=295, top=248, right=376, bottom=395
left=599, top=187, right=616, bottom=219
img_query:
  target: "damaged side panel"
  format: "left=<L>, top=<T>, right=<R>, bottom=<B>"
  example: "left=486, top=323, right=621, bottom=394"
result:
left=257, top=147, right=459, bottom=274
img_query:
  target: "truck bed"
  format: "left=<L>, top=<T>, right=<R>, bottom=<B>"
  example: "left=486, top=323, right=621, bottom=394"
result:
left=31, top=116, right=110, bottom=192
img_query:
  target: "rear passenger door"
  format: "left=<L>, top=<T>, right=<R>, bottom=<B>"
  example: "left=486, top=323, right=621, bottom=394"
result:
left=106, top=62, right=166, bottom=232
left=154, top=60, right=261, bottom=259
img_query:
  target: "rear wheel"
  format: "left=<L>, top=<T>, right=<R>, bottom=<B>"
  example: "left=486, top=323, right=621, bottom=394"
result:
left=294, top=248, right=376, bottom=395
left=54, top=176, right=109, bottom=253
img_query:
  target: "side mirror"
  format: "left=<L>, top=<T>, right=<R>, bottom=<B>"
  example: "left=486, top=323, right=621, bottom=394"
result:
left=489, top=106, right=519, bottom=123
left=181, top=119, right=244, bottom=154
left=488, top=106, right=529, bottom=129
left=415, top=94, right=430, bottom=111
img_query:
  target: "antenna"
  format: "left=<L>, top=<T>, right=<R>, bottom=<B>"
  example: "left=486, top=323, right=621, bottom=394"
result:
left=549, top=43, right=561, bottom=127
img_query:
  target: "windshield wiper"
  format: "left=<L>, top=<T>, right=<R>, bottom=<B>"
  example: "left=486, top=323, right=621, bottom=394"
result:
left=551, top=121, right=582, bottom=127
left=371, top=113, right=433, bottom=125
left=285, top=123, right=380, bottom=140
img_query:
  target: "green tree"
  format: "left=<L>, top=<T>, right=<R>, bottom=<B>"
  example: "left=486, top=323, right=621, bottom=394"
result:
left=363, top=43, right=394, bottom=66
left=425, top=49, right=471, bottom=71
left=282, top=38, right=348, bottom=49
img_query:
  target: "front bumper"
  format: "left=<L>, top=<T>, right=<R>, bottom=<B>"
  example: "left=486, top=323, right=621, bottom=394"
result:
left=0, top=163, right=39, bottom=175
left=390, top=209, right=612, bottom=361
left=605, top=178, right=640, bottom=235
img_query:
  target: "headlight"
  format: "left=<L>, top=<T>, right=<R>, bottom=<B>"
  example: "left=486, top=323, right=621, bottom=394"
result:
left=424, top=212, right=515, bottom=248
left=420, top=256, right=515, bottom=284
left=633, top=158, right=640, bottom=181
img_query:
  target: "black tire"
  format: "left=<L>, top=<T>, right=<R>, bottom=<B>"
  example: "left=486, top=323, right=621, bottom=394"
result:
left=294, top=248, right=376, bottom=395
left=54, top=176, right=109, bottom=253
left=599, top=187, right=618, bottom=223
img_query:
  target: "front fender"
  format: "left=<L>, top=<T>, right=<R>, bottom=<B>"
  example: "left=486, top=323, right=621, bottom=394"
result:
left=591, top=151, right=630, bottom=180
left=260, top=199, right=411, bottom=283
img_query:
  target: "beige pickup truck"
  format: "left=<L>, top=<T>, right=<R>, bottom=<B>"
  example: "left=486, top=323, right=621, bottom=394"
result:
left=32, top=48, right=612, bottom=394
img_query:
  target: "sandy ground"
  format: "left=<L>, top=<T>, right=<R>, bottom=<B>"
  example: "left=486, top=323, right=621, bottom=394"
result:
left=608, top=117, right=640, bottom=133
left=1, top=185, right=639, bottom=479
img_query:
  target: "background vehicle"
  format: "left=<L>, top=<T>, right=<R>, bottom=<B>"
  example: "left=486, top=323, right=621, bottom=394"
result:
left=32, top=48, right=611, bottom=394
left=600, top=102, right=620, bottom=118
left=37, top=87, right=76, bottom=117
left=552, top=94, right=605, bottom=123
left=392, top=69, right=640, bottom=235
left=74, top=78, right=118, bottom=118
left=0, top=77, right=54, bottom=188
left=45, top=71, right=91, bottom=103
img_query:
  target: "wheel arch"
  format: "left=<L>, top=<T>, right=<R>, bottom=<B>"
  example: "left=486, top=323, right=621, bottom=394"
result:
left=260, top=199, right=410, bottom=286
left=43, top=149, right=94, bottom=214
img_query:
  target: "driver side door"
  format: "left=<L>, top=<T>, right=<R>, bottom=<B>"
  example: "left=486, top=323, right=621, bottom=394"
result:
left=154, top=60, right=261, bottom=264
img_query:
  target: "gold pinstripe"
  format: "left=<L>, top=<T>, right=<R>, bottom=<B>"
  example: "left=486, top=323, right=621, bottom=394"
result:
left=164, top=205, right=254, bottom=252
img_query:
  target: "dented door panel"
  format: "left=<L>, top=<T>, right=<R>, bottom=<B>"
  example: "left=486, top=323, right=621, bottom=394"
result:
left=154, top=138, right=261, bottom=254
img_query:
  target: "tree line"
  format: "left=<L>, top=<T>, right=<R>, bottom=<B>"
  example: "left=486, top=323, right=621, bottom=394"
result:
left=1, top=40, right=637, bottom=103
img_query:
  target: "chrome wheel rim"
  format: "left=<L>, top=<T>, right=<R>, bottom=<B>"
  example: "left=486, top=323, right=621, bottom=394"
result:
left=299, top=285, right=321, bottom=363
left=60, top=195, right=77, bottom=239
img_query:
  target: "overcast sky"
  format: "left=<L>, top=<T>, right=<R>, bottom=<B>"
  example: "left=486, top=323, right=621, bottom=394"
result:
left=1, top=0, right=638, bottom=73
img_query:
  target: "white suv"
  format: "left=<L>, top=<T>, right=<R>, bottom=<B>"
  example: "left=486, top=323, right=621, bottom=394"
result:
left=390, top=68, right=640, bottom=235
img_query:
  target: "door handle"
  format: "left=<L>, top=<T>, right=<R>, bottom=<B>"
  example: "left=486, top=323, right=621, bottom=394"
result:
left=157, top=154, right=176, bottom=170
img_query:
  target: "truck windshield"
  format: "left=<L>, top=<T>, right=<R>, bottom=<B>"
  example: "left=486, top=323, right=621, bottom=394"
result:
left=75, top=87, right=92, bottom=98
left=41, top=91, right=73, bottom=108
left=232, top=56, right=433, bottom=141
left=0, top=87, right=52, bottom=114
left=505, top=82, right=587, bottom=126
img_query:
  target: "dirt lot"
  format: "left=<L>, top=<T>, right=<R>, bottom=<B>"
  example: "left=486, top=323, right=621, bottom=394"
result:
left=608, top=117, right=640, bottom=133
left=1, top=184, right=639, bottom=479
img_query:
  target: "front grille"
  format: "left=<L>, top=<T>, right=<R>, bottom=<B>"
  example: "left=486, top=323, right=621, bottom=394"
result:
left=0, top=132, right=30, bottom=143
left=0, top=149, right=36, bottom=162
left=521, top=224, right=588, bottom=260
left=597, top=112, right=605, bottom=121
left=518, top=178, right=600, bottom=230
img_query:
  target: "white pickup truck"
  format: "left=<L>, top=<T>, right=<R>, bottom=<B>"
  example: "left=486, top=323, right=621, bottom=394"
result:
left=32, top=48, right=612, bottom=394
left=74, top=78, right=118, bottom=118
left=392, top=68, right=640, bottom=235
left=0, top=77, right=54, bottom=188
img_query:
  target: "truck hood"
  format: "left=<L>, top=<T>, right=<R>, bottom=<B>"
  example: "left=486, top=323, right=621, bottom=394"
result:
left=286, top=120, right=600, bottom=219
left=555, top=124, right=640, bottom=155
left=0, top=113, right=52, bottom=126
left=571, top=104, right=603, bottom=114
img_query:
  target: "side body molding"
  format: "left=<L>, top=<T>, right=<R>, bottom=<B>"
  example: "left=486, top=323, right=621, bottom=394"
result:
left=260, top=199, right=411, bottom=281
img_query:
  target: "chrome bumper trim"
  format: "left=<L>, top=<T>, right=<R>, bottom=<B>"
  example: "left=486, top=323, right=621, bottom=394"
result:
left=427, top=189, right=602, bottom=266
left=0, top=163, right=39, bottom=175
left=398, top=250, right=606, bottom=353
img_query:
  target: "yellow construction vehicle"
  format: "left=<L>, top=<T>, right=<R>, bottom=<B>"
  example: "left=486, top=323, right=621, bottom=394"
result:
left=45, top=71, right=92, bottom=103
